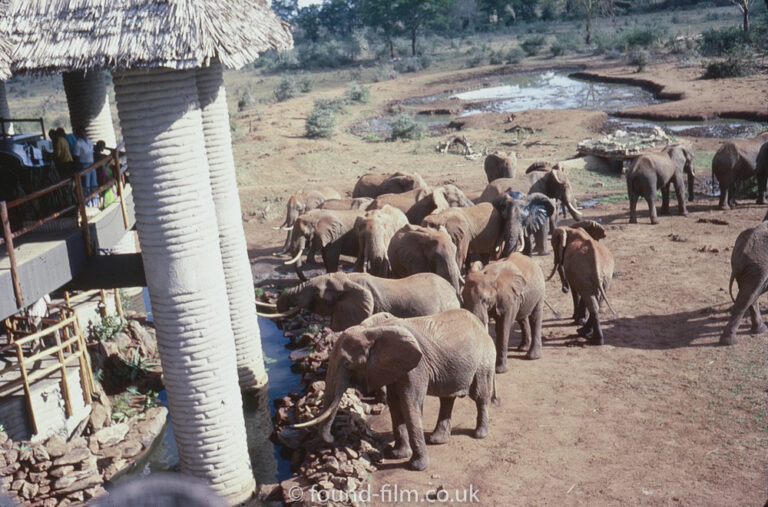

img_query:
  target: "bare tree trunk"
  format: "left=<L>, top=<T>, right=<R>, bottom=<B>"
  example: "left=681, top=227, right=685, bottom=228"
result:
left=113, top=67, right=255, bottom=504
left=411, top=28, right=417, bottom=56
left=743, top=6, right=750, bottom=39
left=388, top=34, right=394, bottom=59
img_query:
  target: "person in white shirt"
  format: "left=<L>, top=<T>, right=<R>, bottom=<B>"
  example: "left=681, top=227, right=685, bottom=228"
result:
left=72, top=126, right=97, bottom=206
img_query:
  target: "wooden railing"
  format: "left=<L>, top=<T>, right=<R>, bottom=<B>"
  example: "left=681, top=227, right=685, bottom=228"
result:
left=0, top=305, right=95, bottom=436
left=0, top=141, right=130, bottom=309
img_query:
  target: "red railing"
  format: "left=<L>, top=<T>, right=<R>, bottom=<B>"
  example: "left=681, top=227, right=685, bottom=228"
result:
left=0, top=141, right=130, bottom=309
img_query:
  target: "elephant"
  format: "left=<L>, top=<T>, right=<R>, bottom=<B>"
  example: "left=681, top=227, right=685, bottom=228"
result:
left=484, top=151, right=517, bottom=182
left=354, top=205, right=409, bottom=276
left=421, top=202, right=504, bottom=273
left=264, top=272, right=460, bottom=331
left=292, top=309, right=497, bottom=471
left=387, top=224, right=463, bottom=300
left=352, top=171, right=430, bottom=198
left=492, top=191, right=556, bottom=257
left=319, top=197, right=373, bottom=211
left=526, top=162, right=583, bottom=223
left=755, top=140, right=768, bottom=205
left=283, top=209, right=365, bottom=281
left=547, top=220, right=617, bottom=345
left=626, top=144, right=695, bottom=224
left=720, top=220, right=768, bottom=345
left=274, top=187, right=341, bottom=254
left=463, top=253, right=546, bottom=367
left=712, top=132, right=768, bottom=209
left=369, top=184, right=475, bottom=224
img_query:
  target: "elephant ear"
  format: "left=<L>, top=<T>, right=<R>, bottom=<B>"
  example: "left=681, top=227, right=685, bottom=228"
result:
left=335, top=280, right=375, bottom=329
left=523, top=193, right=556, bottom=233
left=571, top=220, right=606, bottom=240
left=497, top=265, right=526, bottom=306
left=365, top=325, right=423, bottom=391
left=316, top=216, right=346, bottom=247
left=432, top=187, right=450, bottom=210
left=361, top=311, right=397, bottom=327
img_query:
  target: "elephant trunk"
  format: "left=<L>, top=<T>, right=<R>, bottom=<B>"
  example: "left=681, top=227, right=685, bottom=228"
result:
left=276, top=284, right=303, bottom=313
left=316, top=366, right=351, bottom=443
left=687, top=171, right=695, bottom=202
left=368, top=232, right=390, bottom=277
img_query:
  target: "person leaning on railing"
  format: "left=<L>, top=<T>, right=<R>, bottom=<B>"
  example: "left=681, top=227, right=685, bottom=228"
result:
left=72, top=126, right=98, bottom=207
left=94, top=140, right=118, bottom=208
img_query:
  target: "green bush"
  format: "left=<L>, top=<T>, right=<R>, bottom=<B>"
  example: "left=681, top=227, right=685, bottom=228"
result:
left=699, top=27, right=749, bottom=56
left=628, top=49, right=650, bottom=72
left=488, top=49, right=506, bottom=65
left=550, top=34, right=581, bottom=57
left=623, top=26, right=666, bottom=48
left=465, top=53, right=486, bottom=68
left=702, top=55, right=752, bottom=79
left=305, top=102, right=337, bottom=138
left=346, top=82, right=370, bottom=104
left=389, top=113, right=425, bottom=141
left=237, top=90, right=256, bottom=112
left=298, top=40, right=352, bottom=69
left=506, top=47, right=526, bottom=64
left=521, top=35, right=546, bottom=56
left=274, top=75, right=300, bottom=102
left=373, top=64, right=398, bottom=82
left=394, top=56, right=430, bottom=73
left=298, top=76, right=313, bottom=93
left=89, top=314, right=127, bottom=342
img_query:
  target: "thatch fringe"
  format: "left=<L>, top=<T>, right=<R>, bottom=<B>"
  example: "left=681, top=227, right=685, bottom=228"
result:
left=2, top=0, right=293, bottom=74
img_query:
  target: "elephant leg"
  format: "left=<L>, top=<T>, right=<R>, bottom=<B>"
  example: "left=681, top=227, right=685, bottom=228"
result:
left=585, top=295, right=604, bottom=345
left=525, top=302, right=544, bottom=360
left=646, top=192, right=659, bottom=225
left=749, top=300, right=768, bottom=334
left=720, top=277, right=764, bottom=345
left=757, top=173, right=767, bottom=205
left=728, top=182, right=737, bottom=208
left=673, top=173, right=688, bottom=216
left=322, top=243, right=342, bottom=273
left=572, top=292, right=586, bottom=325
left=385, top=387, right=411, bottom=459
left=628, top=183, right=639, bottom=224
left=534, top=222, right=549, bottom=255
left=494, top=312, right=514, bottom=373
left=516, top=317, right=531, bottom=352
left=470, top=372, right=491, bottom=439
left=660, top=184, right=670, bottom=215
left=401, top=386, right=429, bottom=471
left=718, top=177, right=730, bottom=210
left=427, top=397, right=455, bottom=445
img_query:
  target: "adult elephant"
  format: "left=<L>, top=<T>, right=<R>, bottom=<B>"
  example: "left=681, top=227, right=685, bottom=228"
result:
left=354, top=205, right=409, bottom=276
left=526, top=162, right=583, bottom=223
left=463, top=253, right=546, bottom=367
left=352, top=171, right=430, bottom=198
left=274, top=187, right=341, bottom=255
left=713, top=132, right=768, bottom=209
left=493, top=191, right=556, bottom=257
left=292, top=309, right=497, bottom=471
left=626, top=144, right=695, bottom=224
left=548, top=220, right=617, bottom=345
left=484, top=152, right=517, bottom=182
left=369, top=184, right=475, bottom=224
left=283, top=209, right=365, bottom=281
left=319, top=197, right=373, bottom=211
left=262, top=272, right=459, bottom=331
left=720, top=220, right=768, bottom=345
left=388, top=224, right=463, bottom=300
left=755, top=141, right=768, bottom=205
left=421, top=203, right=503, bottom=272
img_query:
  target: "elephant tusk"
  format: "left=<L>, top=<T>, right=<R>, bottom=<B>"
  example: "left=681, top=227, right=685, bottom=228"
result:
left=256, top=307, right=300, bottom=319
left=284, top=250, right=303, bottom=265
left=516, top=236, right=525, bottom=252
left=292, top=403, right=337, bottom=429
left=255, top=301, right=277, bottom=308
left=272, top=225, right=283, bottom=230
left=566, top=202, right=583, bottom=221
left=282, top=225, right=294, bottom=231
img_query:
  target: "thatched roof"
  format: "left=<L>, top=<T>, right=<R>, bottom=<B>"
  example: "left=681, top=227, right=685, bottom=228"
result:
left=0, top=1, right=12, bottom=79
left=3, top=0, right=293, bottom=74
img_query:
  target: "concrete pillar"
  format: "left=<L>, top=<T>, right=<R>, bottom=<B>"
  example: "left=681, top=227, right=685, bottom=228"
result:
left=196, top=61, right=268, bottom=391
left=0, top=81, right=13, bottom=135
left=113, top=68, right=255, bottom=504
left=62, top=70, right=117, bottom=148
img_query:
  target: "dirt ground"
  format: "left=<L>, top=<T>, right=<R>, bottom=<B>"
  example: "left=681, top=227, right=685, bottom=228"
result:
left=236, top=56, right=768, bottom=505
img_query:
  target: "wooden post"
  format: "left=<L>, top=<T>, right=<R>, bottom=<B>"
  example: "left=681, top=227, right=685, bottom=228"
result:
left=1, top=201, right=24, bottom=309
left=15, top=343, right=37, bottom=436
left=73, top=175, right=93, bottom=256
left=114, top=288, right=124, bottom=317
left=99, top=289, right=108, bottom=318
left=64, top=291, right=71, bottom=308
left=74, top=315, right=95, bottom=396
left=53, top=330, right=73, bottom=418
left=114, top=150, right=130, bottom=229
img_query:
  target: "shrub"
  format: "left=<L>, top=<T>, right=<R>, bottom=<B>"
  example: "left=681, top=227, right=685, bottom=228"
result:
left=237, top=90, right=256, bottom=112
left=623, top=25, right=667, bottom=48
left=388, top=113, right=424, bottom=141
left=506, top=47, right=526, bottom=64
left=346, top=82, right=370, bottom=104
left=274, top=75, right=299, bottom=102
left=465, top=53, right=486, bottom=68
left=488, top=49, right=505, bottom=65
left=699, top=27, right=749, bottom=56
left=298, top=76, right=313, bottom=93
left=702, top=55, right=752, bottom=79
left=628, top=49, right=650, bottom=72
left=394, top=56, right=430, bottom=73
left=550, top=34, right=581, bottom=57
left=520, top=35, right=546, bottom=56
left=298, top=40, right=352, bottom=69
left=305, top=102, right=337, bottom=138
left=89, top=314, right=127, bottom=342
left=373, top=64, right=398, bottom=82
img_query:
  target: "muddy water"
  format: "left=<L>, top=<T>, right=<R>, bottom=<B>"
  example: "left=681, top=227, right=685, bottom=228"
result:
left=115, top=317, right=298, bottom=486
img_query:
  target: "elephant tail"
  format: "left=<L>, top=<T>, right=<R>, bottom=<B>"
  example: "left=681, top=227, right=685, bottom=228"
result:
left=728, top=272, right=736, bottom=303
left=598, top=279, right=618, bottom=319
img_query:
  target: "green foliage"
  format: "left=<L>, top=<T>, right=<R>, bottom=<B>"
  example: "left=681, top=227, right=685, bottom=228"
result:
left=506, top=46, right=526, bottom=64
left=89, top=314, right=127, bottom=342
left=298, top=40, right=353, bottom=69
left=298, top=76, right=314, bottom=93
left=623, top=25, right=666, bottom=48
left=373, top=64, right=399, bottom=82
left=305, top=101, right=338, bottom=138
left=94, top=368, right=104, bottom=383
left=699, top=27, right=749, bottom=56
left=119, top=348, right=159, bottom=382
left=702, top=55, right=753, bottom=79
left=628, top=48, right=650, bottom=72
left=254, top=287, right=265, bottom=299
left=143, top=390, right=159, bottom=410
left=550, top=33, right=581, bottom=57
left=237, top=90, right=256, bottom=112
left=346, top=82, right=371, bottom=103
left=393, top=56, right=431, bottom=73
left=274, top=75, right=300, bottom=102
left=388, top=113, right=425, bottom=141
left=111, top=392, right=136, bottom=423
left=520, top=35, right=546, bottom=56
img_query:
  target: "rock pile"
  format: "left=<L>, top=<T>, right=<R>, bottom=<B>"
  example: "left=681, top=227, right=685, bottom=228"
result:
left=577, top=127, right=671, bottom=158
left=0, top=407, right=167, bottom=505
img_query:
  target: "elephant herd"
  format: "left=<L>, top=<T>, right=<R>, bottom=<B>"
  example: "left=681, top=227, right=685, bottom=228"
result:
left=258, top=134, right=768, bottom=471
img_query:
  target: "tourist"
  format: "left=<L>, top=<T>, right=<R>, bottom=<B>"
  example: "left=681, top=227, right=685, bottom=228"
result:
left=52, top=127, right=75, bottom=177
left=72, top=126, right=97, bottom=207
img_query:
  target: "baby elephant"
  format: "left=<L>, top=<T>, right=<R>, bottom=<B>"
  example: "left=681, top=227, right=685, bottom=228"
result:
left=293, top=309, right=497, bottom=471
left=463, top=253, right=546, bottom=368
left=548, top=221, right=617, bottom=345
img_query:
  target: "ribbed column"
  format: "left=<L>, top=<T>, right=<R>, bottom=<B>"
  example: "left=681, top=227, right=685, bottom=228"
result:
left=113, top=68, right=255, bottom=504
left=62, top=70, right=117, bottom=148
left=0, top=81, right=13, bottom=135
left=196, top=61, right=268, bottom=391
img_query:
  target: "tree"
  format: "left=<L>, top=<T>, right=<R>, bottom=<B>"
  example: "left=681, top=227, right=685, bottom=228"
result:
left=360, top=0, right=400, bottom=58
left=568, top=0, right=613, bottom=44
left=729, top=0, right=755, bottom=39
left=272, top=0, right=299, bottom=22
left=397, top=0, right=453, bottom=56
